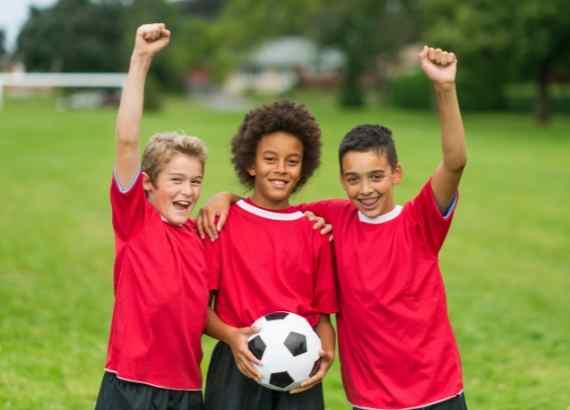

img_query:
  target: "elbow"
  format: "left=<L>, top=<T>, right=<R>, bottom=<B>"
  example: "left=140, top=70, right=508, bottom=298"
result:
left=446, top=154, right=467, bottom=174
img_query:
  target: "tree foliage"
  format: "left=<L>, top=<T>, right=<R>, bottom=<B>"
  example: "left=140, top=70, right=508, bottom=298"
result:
left=423, top=0, right=570, bottom=122
left=17, top=0, right=127, bottom=72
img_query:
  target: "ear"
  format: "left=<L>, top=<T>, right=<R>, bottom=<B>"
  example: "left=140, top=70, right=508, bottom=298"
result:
left=392, top=163, right=403, bottom=185
left=247, top=165, right=256, bottom=177
left=142, top=172, right=154, bottom=192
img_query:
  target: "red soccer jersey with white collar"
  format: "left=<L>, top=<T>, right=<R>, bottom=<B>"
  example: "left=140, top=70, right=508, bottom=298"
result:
left=206, top=199, right=337, bottom=328
left=105, top=173, right=209, bottom=390
left=302, top=180, right=463, bottom=410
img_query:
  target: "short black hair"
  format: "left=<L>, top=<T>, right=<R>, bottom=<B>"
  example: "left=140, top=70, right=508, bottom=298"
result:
left=231, top=100, right=321, bottom=193
left=338, top=124, right=398, bottom=170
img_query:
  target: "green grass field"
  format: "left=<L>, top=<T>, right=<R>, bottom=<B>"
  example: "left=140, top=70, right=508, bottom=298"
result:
left=1, top=94, right=569, bottom=410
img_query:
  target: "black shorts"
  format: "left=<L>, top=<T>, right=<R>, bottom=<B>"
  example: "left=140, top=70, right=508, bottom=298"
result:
left=354, top=393, right=467, bottom=410
left=95, top=372, right=204, bottom=410
left=205, top=342, right=324, bottom=410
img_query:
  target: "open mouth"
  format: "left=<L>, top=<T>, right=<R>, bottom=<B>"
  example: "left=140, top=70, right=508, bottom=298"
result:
left=269, top=179, right=289, bottom=189
left=173, top=200, right=191, bottom=212
left=358, top=196, right=381, bottom=209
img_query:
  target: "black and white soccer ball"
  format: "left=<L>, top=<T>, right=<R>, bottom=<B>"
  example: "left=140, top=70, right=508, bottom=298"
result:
left=247, top=312, right=322, bottom=392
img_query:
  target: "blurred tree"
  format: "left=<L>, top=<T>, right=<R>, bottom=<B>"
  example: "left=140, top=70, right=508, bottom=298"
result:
left=123, top=0, right=182, bottom=92
left=217, top=0, right=420, bottom=108
left=424, top=0, right=570, bottom=123
left=316, top=0, right=419, bottom=107
left=0, top=29, right=6, bottom=57
left=16, top=0, right=126, bottom=72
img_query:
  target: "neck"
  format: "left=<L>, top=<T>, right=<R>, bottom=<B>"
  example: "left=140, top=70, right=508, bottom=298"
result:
left=249, top=192, right=290, bottom=210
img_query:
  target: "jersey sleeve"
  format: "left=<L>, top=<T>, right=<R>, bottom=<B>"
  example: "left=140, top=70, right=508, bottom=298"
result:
left=311, top=234, right=338, bottom=314
left=203, top=236, right=222, bottom=293
left=110, top=171, right=146, bottom=241
left=299, top=198, right=349, bottom=227
left=408, top=178, right=458, bottom=254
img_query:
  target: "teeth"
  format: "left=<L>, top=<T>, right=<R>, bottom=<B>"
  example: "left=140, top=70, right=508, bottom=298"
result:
left=271, top=180, right=287, bottom=187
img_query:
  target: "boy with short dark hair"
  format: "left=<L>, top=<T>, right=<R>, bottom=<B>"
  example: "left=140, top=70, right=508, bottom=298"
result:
left=204, top=101, right=338, bottom=410
left=199, top=46, right=468, bottom=410
left=95, top=24, right=209, bottom=410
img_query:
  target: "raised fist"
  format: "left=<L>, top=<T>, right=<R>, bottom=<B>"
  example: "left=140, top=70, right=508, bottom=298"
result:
left=133, top=23, right=171, bottom=57
left=419, top=46, right=457, bottom=85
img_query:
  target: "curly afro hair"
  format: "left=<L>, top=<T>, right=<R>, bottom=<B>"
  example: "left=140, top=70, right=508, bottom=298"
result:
left=231, top=100, right=321, bottom=193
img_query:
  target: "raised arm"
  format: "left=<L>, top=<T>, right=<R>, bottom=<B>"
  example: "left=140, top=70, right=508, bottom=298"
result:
left=115, top=23, right=171, bottom=188
left=419, top=46, right=467, bottom=212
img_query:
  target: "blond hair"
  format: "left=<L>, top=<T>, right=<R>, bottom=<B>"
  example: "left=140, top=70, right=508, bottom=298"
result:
left=141, top=132, right=208, bottom=184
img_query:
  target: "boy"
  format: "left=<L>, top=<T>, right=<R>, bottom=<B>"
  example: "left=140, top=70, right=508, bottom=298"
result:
left=199, top=46, right=468, bottom=410
left=204, top=101, right=338, bottom=410
left=95, top=24, right=209, bottom=410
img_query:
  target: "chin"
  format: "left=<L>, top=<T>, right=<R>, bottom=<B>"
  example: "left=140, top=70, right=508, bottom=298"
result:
left=361, top=208, right=383, bottom=218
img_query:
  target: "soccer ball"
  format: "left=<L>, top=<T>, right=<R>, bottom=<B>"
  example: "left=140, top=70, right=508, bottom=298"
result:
left=247, top=312, right=322, bottom=392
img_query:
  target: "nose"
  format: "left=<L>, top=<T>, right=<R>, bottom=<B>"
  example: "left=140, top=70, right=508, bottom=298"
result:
left=360, top=179, right=373, bottom=195
left=275, top=159, right=287, bottom=174
left=181, top=180, right=193, bottom=196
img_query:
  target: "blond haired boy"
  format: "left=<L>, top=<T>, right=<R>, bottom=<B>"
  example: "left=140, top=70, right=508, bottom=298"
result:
left=95, top=24, right=208, bottom=410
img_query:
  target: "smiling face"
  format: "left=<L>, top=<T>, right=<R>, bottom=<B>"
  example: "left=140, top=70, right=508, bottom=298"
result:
left=143, top=153, right=203, bottom=225
left=248, top=131, right=303, bottom=209
left=340, top=150, right=402, bottom=218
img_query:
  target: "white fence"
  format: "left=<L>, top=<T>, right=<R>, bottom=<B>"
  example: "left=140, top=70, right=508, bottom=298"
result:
left=0, top=73, right=127, bottom=110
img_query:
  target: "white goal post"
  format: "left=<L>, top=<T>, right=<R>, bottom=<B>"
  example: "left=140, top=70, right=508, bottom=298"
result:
left=0, top=73, right=127, bottom=110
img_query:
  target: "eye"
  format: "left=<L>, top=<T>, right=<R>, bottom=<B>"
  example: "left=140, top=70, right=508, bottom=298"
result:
left=264, top=156, right=277, bottom=163
left=171, top=178, right=182, bottom=184
left=288, top=159, right=300, bottom=166
left=370, top=174, right=384, bottom=182
left=191, top=179, right=202, bottom=186
left=346, top=176, right=359, bottom=185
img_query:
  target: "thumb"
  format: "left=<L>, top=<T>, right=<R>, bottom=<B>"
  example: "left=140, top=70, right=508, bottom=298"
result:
left=241, top=326, right=259, bottom=336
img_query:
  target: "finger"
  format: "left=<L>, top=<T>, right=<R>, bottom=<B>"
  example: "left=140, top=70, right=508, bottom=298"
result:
left=241, top=326, right=259, bottom=336
left=237, top=362, right=257, bottom=380
left=290, top=376, right=321, bottom=394
left=240, top=359, right=262, bottom=380
left=320, top=224, right=332, bottom=235
left=243, top=349, right=262, bottom=366
left=216, top=211, right=228, bottom=232
left=449, top=52, right=457, bottom=64
left=202, top=209, right=217, bottom=241
left=303, top=211, right=316, bottom=220
left=196, top=211, right=206, bottom=239
left=418, top=45, right=428, bottom=60
left=312, top=219, right=325, bottom=230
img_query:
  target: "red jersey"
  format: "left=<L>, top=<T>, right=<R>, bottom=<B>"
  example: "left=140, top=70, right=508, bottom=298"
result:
left=105, top=173, right=209, bottom=390
left=303, top=180, right=463, bottom=409
left=206, top=199, right=337, bottom=328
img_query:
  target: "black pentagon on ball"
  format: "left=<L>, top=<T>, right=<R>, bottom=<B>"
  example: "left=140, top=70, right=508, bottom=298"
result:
left=269, top=371, right=294, bottom=388
left=284, top=331, right=307, bottom=356
left=248, top=336, right=266, bottom=360
left=265, top=312, right=289, bottom=321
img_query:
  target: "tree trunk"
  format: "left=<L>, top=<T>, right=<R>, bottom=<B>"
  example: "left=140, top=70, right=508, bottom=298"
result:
left=536, top=62, right=551, bottom=125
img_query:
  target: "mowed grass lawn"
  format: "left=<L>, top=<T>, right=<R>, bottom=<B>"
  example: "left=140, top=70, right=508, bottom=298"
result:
left=1, top=94, right=569, bottom=410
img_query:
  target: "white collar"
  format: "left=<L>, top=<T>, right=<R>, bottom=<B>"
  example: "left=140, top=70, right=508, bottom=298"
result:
left=236, top=199, right=304, bottom=221
left=358, top=205, right=403, bottom=224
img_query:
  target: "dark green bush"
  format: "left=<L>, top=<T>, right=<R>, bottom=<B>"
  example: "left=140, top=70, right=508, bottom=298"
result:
left=387, top=70, right=432, bottom=110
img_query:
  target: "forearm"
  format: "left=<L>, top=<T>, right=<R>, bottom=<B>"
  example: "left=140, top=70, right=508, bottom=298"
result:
left=116, top=54, right=152, bottom=146
left=205, top=307, right=238, bottom=344
left=434, top=83, right=467, bottom=173
left=315, top=314, right=335, bottom=358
